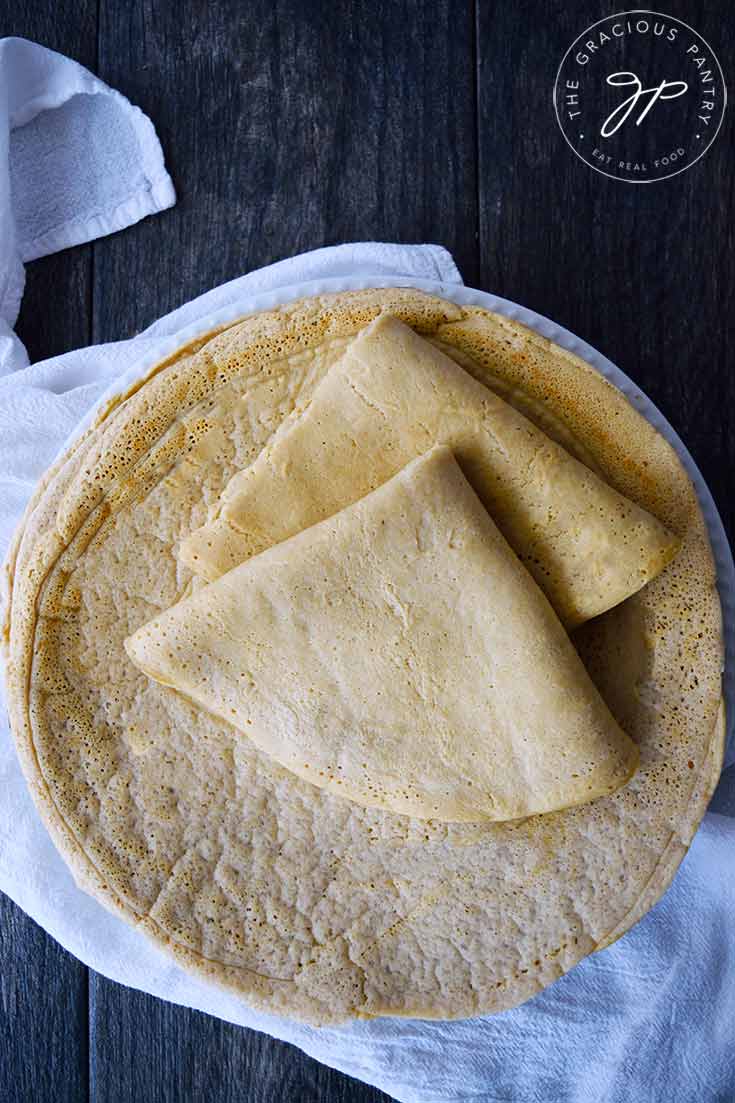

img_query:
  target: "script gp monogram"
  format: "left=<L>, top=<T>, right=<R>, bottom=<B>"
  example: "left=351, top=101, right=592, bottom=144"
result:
left=553, top=12, right=726, bottom=182
left=600, top=73, right=689, bottom=137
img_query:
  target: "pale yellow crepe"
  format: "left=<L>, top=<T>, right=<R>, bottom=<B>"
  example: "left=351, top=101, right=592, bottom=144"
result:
left=127, top=447, right=638, bottom=823
left=180, top=315, right=678, bottom=628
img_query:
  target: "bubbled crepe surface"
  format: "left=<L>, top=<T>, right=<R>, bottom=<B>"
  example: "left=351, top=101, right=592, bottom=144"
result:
left=2, top=289, right=725, bottom=1025
left=126, top=446, right=639, bottom=824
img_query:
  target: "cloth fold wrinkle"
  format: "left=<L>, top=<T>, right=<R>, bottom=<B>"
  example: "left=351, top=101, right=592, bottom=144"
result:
left=0, top=36, right=175, bottom=374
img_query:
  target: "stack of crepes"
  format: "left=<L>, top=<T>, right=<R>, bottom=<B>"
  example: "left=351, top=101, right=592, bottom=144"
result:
left=3, top=290, right=724, bottom=1024
left=126, top=313, right=675, bottom=822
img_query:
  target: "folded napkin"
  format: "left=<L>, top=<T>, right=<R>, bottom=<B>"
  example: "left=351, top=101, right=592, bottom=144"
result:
left=0, top=36, right=176, bottom=376
left=0, top=41, right=732, bottom=1103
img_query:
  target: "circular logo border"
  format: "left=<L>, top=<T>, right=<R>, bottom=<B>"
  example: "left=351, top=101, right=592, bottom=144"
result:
left=553, top=9, right=728, bottom=183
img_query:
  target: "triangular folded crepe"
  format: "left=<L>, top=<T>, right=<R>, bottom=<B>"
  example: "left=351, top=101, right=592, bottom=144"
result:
left=179, top=315, right=678, bottom=628
left=127, top=447, right=638, bottom=823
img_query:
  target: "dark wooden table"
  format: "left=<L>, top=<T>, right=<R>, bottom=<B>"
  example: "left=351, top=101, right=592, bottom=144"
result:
left=2, top=3, right=733, bottom=1101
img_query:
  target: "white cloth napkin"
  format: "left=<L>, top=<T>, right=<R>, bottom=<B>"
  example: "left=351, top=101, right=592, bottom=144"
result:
left=0, top=42, right=732, bottom=1103
left=0, top=36, right=176, bottom=376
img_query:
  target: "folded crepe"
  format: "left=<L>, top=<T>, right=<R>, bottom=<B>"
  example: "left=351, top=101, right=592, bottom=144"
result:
left=179, top=315, right=678, bottom=628
left=127, top=447, right=638, bottom=823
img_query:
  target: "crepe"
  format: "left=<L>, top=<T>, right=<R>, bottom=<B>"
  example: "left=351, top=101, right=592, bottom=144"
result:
left=3, top=288, right=724, bottom=1025
left=127, top=447, right=638, bottom=823
left=180, top=315, right=679, bottom=628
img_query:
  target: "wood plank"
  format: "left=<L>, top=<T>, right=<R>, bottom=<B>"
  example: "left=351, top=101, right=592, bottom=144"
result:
left=0, top=4, right=96, bottom=1102
left=6, top=0, right=97, bottom=364
left=14, top=248, right=92, bottom=366
left=90, top=984, right=394, bottom=1103
left=0, top=895, right=88, bottom=1103
left=89, top=2, right=477, bottom=1100
left=476, top=0, right=735, bottom=541
left=92, top=0, right=479, bottom=340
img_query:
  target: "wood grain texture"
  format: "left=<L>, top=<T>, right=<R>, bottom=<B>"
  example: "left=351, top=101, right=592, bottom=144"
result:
left=92, top=0, right=478, bottom=341
left=0, top=6, right=96, bottom=1103
left=0, top=896, right=88, bottom=1103
left=9, top=0, right=97, bottom=363
left=476, top=0, right=735, bottom=540
left=90, top=983, right=394, bottom=1103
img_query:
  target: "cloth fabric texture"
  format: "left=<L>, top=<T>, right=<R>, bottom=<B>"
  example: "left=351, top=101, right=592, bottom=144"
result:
left=0, top=36, right=176, bottom=376
left=0, top=38, right=733, bottom=1103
